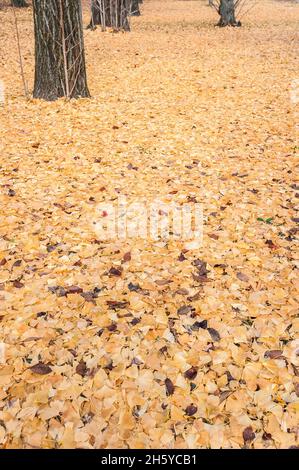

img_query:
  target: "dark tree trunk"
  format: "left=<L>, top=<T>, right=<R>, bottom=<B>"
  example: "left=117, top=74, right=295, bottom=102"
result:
left=88, top=0, right=130, bottom=32
left=88, top=0, right=112, bottom=29
left=11, top=0, right=28, bottom=6
left=33, top=0, right=90, bottom=101
left=130, top=0, right=140, bottom=16
left=218, top=0, right=241, bottom=27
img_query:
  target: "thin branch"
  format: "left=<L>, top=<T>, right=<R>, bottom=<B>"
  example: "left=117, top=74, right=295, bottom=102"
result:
left=59, top=0, right=70, bottom=99
left=12, top=4, right=29, bottom=99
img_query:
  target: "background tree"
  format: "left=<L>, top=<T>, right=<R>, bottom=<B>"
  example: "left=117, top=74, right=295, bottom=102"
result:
left=131, top=0, right=141, bottom=17
left=11, top=0, right=28, bottom=7
left=209, top=0, right=257, bottom=26
left=88, top=0, right=112, bottom=30
left=209, top=0, right=241, bottom=26
left=218, top=0, right=239, bottom=26
left=88, top=0, right=131, bottom=31
left=33, top=0, right=90, bottom=100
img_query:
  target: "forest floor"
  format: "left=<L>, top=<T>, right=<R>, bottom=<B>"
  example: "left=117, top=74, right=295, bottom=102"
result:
left=0, top=0, right=298, bottom=449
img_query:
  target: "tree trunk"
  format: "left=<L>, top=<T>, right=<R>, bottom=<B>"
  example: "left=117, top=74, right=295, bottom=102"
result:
left=88, top=0, right=112, bottom=30
left=130, top=0, right=140, bottom=16
left=218, top=0, right=241, bottom=27
left=11, top=0, right=28, bottom=6
left=33, top=0, right=90, bottom=101
left=88, top=0, right=130, bottom=31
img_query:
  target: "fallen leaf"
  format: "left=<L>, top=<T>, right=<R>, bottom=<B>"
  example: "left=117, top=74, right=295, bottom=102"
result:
left=185, top=404, right=197, bottom=416
left=184, top=367, right=198, bottom=380
left=208, top=328, right=221, bottom=342
left=165, top=378, right=175, bottom=396
left=30, top=363, right=52, bottom=375
left=243, top=426, right=255, bottom=443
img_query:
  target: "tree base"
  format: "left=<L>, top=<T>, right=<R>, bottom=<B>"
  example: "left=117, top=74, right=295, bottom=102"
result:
left=217, top=0, right=241, bottom=27
left=217, top=20, right=242, bottom=27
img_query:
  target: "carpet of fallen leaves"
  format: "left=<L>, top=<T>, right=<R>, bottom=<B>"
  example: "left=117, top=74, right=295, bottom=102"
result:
left=0, top=0, right=298, bottom=449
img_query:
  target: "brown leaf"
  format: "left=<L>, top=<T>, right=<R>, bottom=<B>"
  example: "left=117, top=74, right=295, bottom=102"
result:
left=191, top=320, right=207, bottom=330
left=109, top=267, right=123, bottom=277
left=46, top=243, right=58, bottom=253
left=165, top=378, right=175, bottom=396
left=208, top=327, right=221, bottom=342
left=73, top=259, right=82, bottom=267
left=80, top=291, right=96, bottom=303
left=48, top=286, right=67, bottom=297
left=193, top=259, right=209, bottom=277
left=192, top=273, right=209, bottom=283
left=177, top=305, right=192, bottom=315
left=184, top=366, right=198, bottom=380
left=12, top=260, right=22, bottom=267
left=123, top=251, right=131, bottom=262
left=176, top=288, right=189, bottom=295
left=243, top=426, right=255, bottom=443
left=185, top=404, right=197, bottom=416
left=208, top=233, right=219, bottom=240
left=128, top=282, right=141, bottom=292
left=30, top=363, right=52, bottom=375
left=66, top=285, right=83, bottom=294
left=265, top=239, right=278, bottom=250
left=76, top=360, right=88, bottom=377
left=264, top=350, right=283, bottom=359
left=107, top=322, right=117, bottom=332
left=13, top=280, right=24, bottom=288
left=262, top=432, right=272, bottom=441
left=155, top=279, right=172, bottom=286
left=107, top=300, right=129, bottom=310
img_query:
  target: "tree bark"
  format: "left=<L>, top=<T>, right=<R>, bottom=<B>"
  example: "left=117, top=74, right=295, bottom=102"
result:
left=11, top=0, right=28, bottom=6
left=130, top=0, right=140, bottom=16
left=88, top=0, right=130, bottom=31
left=218, top=0, right=241, bottom=27
left=88, top=0, right=112, bottom=29
left=33, top=0, right=90, bottom=101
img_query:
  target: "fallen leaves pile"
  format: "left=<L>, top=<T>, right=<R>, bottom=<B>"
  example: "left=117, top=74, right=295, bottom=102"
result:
left=0, top=0, right=298, bottom=449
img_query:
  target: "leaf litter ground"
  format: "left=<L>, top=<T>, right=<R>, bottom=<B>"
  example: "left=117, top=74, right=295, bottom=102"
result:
left=0, top=0, right=298, bottom=449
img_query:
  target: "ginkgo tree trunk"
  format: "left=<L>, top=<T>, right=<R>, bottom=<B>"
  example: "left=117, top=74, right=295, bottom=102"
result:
left=11, top=0, right=28, bottom=7
left=209, top=0, right=242, bottom=26
left=33, top=0, right=90, bottom=100
left=131, top=0, right=141, bottom=16
left=88, top=0, right=130, bottom=31
left=218, top=0, right=240, bottom=26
